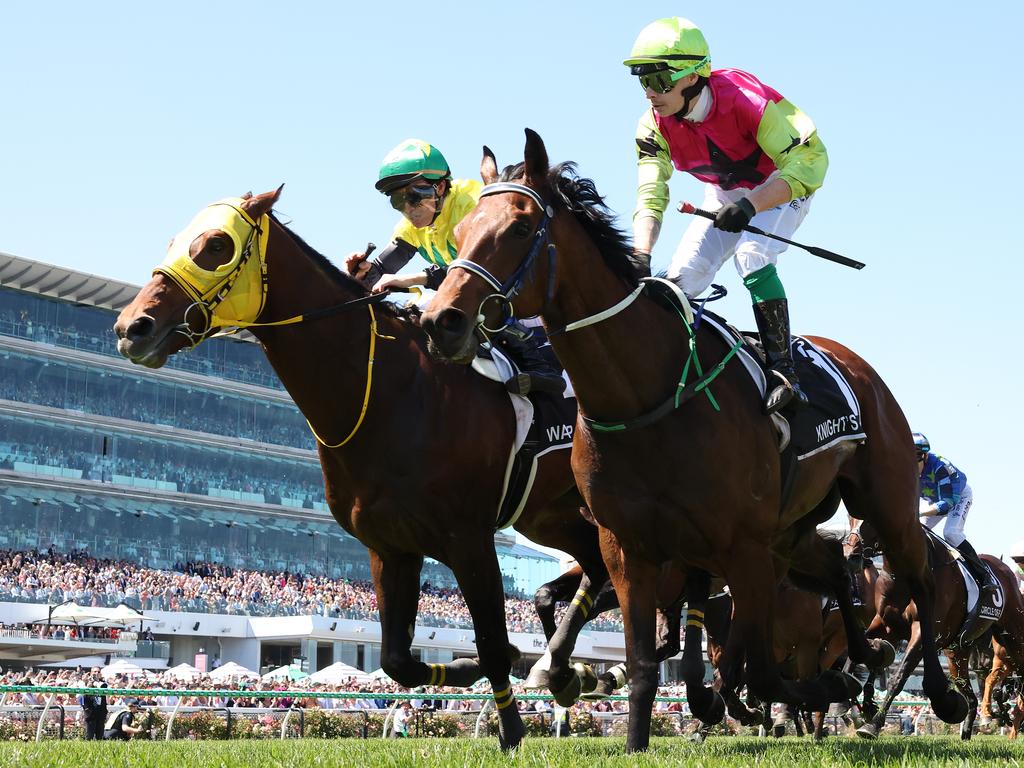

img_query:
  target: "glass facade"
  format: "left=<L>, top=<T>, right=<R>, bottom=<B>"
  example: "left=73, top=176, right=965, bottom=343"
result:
left=0, top=348, right=313, bottom=450
left=0, top=280, right=561, bottom=620
left=0, top=285, right=284, bottom=390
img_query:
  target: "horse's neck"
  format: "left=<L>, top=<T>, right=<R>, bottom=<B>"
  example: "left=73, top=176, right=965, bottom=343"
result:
left=250, top=233, right=421, bottom=450
left=545, top=232, right=696, bottom=422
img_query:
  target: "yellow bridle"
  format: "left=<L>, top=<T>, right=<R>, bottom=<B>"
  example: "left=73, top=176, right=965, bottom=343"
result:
left=153, top=198, right=392, bottom=448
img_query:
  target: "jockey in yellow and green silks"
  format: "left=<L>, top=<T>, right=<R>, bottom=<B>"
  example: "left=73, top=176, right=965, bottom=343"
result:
left=346, top=139, right=565, bottom=397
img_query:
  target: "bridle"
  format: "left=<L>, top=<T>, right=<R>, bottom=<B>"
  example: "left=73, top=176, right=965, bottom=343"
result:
left=446, top=182, right=558, bottom=334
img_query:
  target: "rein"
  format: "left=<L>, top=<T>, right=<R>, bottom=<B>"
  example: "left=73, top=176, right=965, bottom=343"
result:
left=449, top=182, right=742, bottom=433
left=155, top=201, right=395, bottom=448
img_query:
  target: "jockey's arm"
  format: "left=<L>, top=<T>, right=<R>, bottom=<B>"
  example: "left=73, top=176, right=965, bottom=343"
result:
left=632, top=111, right=672, bottom=262
left=754, top=98, right=829, bottom=205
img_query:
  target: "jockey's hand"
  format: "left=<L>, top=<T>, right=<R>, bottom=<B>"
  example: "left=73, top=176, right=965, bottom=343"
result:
left=345, top=251, right=372, bottom=280
left=713, top=198, right=756, bottom=233
left=372, top=274, right=418, bottom=294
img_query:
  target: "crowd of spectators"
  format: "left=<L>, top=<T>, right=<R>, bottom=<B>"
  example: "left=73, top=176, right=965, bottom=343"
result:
left=0, top=375, right=311, bottom=449
left=0, top=305, right=284, bottom=390
left=0, top=548, right=625, bottom=633
left=0, top=622, right=129, bottom=643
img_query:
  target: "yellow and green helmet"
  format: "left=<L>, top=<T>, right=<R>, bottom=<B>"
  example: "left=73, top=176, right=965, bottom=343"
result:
left=624, top=17, right=711, bottom=79
left=375, top=139, right=451, bottom=194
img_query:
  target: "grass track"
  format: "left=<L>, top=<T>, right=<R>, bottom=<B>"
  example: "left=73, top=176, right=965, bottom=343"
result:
left=2, top=736, right=1023, bottom=768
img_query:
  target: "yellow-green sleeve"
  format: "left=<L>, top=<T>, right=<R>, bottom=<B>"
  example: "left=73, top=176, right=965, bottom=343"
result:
left=633, top=110, right=673, bottom=224
left=756, top=98, right=828, bottom=199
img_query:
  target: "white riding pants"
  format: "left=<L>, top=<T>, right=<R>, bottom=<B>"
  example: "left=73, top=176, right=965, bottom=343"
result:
left=667, top=183, right=812, bottom=296
left=921, top=484, right=972, bottom=547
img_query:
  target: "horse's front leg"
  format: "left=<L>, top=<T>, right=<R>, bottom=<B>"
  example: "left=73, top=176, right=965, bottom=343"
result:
left=856, top=622, right=924, bottom=739
left=449, top=537, right=525, bottom=752
left=681, top=569, right=725, bottom=724
left=371, top=550, right=483, bottom=689
left=600, top=528, right=659, bottom=753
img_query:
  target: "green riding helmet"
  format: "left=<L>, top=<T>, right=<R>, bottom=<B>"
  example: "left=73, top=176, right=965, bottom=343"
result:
left=375, top=139, right=451, bottom=194
left=623, top=17, right=712, bottom=79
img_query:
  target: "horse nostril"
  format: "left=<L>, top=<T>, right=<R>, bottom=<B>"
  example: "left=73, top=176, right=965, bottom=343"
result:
left=126, top=316, right=155, bottom=342
left=436, top=308, right=467, bottom=337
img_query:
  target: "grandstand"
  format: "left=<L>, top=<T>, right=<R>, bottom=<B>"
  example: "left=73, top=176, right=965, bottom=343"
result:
left=0, top=252, right=631, bottom=678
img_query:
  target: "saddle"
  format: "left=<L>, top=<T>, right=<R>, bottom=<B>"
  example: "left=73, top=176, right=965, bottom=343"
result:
left=471, top=344, right=576, bottom=529
left=923, top=527, right=1004, bottom=647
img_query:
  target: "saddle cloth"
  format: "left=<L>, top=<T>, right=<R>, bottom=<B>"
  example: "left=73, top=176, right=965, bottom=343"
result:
left=472, top=343, right=576, bottom=529
left=697, top=309, right=867, bottom=460
left=923, top=527, right=1004, bottom=636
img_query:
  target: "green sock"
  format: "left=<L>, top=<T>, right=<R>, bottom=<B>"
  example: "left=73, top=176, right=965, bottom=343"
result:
left=743, top=264, right=786, bottom=303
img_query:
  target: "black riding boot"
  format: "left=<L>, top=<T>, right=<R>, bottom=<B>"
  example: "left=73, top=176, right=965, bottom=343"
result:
left=955, top=539, right=998, bottom=596
left=752, top=298, right=809, bottom=414
left=496, top=322, right=566, bottom=396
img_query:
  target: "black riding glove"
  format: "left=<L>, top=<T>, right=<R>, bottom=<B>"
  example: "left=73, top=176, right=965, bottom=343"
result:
left=713, top=198, right=756, bottom=233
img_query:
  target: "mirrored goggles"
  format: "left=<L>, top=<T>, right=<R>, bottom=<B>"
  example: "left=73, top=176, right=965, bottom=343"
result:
left=388, top=184, right=437, bottom=211
left=637, top=69, right=680, bottom=94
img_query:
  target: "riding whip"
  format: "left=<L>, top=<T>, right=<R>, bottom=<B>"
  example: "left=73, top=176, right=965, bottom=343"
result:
left=677, top=202, right=865, bottom=270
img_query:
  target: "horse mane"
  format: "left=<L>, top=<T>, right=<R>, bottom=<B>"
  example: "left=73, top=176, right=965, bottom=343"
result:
left=498, top=161, right=644, bottom=287
left=268, top=212, right=421, bottom=323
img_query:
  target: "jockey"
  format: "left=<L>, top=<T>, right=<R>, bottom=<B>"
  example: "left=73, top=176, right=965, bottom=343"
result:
left=624, top=17, right=828, bottom=414
left=1009, top=539, right=1024, bottom=579
left=346, top=139, right=565, bottom=396
left=915, top=432, right=998, bottom=597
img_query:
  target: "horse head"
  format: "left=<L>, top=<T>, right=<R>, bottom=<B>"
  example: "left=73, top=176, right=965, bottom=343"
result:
left=423, top=129, right=560, bottom=362
left=114, top=187, right=282, bottom=368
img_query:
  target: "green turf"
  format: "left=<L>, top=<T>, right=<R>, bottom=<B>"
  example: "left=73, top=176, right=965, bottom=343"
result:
left=2, top=737, right=1023, bottom=768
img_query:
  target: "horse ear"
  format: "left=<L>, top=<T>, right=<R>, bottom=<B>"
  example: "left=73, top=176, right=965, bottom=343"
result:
left=481, top=146, right=498, bottom=184
left=523, top=128, right=549, bottom=186
left=243, top=184, right=284, bottom=219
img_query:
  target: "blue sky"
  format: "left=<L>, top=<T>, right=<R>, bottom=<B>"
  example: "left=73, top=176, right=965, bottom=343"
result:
left=2, top=2, right=1021, bottom=557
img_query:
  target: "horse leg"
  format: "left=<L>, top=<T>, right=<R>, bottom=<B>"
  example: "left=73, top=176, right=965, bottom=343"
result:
left=947, top=650, right=978, bottom=740
left=840, top=471, right=965, bottom=724
left=727, top=543, right=854, bottom=716
left=534, top=566, right=583, bottom=641
left=680, top=569, right=725, bottom=724
left=784, top=528, right=892, bottom=672
left=979, top=641, right=1008, bottom=724
left=372, top=550, right=483, bottom=689
left=448, top=542, right=525, bottom=751
left=856, top=623, right=924, bottom=739
left=601, top=529, right=659, bottom=754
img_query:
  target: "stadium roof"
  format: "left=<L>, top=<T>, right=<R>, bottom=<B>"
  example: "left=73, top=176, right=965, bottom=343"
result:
left=0, top=251, right=141, bottom=312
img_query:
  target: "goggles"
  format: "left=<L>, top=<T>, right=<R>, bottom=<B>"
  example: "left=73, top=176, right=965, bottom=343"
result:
left=637, top=69, right=681, bottom=94
left=631, top=57, right=709, bottom=94
left=388, top=183, right=437, bottom=211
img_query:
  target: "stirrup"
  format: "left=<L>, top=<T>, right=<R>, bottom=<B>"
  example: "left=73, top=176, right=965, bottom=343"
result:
left=765, top=370, right=807, bottom=415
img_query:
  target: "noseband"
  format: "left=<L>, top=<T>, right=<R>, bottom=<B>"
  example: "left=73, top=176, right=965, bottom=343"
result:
left=446, top=182, right=557, bottom=334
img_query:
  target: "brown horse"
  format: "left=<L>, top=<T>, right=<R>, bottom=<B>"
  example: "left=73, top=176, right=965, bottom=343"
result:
left=421, top=129, right=964, bottom=751
left=856, top=525, right=1024, bottom=740
left=112, top=189, right=615, bottom=750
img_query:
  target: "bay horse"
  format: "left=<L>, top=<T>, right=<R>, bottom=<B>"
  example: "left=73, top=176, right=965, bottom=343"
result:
left=421, top=129, right=964, bottom=751
left=112, top=188, right=614, bottom=750
left=855, top=524, right=1024, bottom=740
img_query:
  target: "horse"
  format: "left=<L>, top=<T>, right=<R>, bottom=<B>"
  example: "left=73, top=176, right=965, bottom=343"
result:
left=420, top=129, right=964, bottom=751
left=112, top=188, right=617, bottom=750
left=856, top=524, right=1024, bottom=740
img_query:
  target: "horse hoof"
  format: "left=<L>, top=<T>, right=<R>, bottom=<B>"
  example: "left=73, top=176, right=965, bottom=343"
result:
left=552, top=669, right=583, bottom=707
left=960, top=727, right=973, bottom=741
left=702, top=691, right=725, bottom=726
left=772, top=723, right=786, bottom=738
left=856, top=723, right=879, bottom=740
left=869, top=639, right=896, bottom=668
left=574, top=662, right=598, bottom=694
left=933, top=687, right=970, bottom=724
left=688, top=730, right=706, bottom=744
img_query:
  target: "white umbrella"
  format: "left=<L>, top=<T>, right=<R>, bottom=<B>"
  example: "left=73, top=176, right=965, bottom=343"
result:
left=165, top=662, right=201, bottom=680
left=208, top=661, right=259, bottom=681
left=261, top=664, right=309, bottom=682
left=100, top=659, right=149, bottom=679
left=307, top=662, right=372, bottom=685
